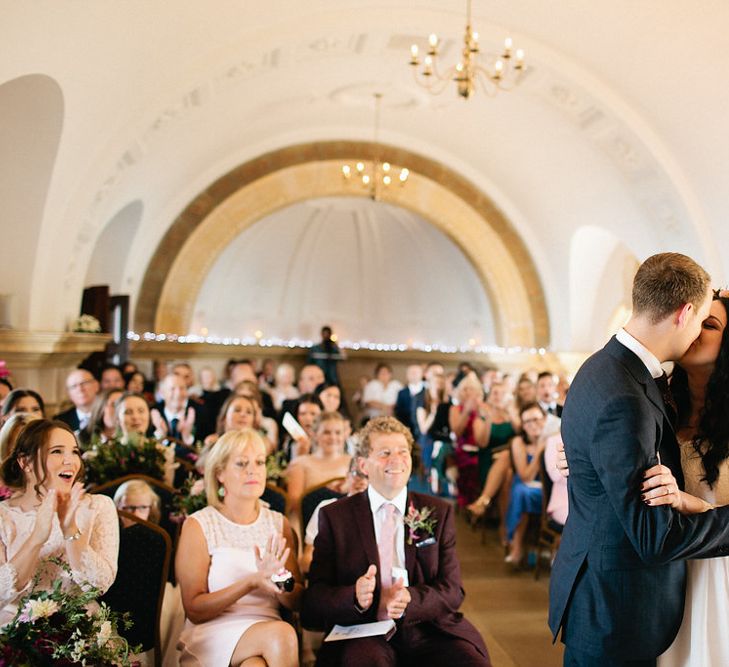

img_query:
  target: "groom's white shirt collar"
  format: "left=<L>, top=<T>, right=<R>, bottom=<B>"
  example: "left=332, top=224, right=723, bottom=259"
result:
left=616, top=328, right=663, bottom=379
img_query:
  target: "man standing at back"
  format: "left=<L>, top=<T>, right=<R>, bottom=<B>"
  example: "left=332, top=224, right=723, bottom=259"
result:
left=550, top=252, right=729, bottom=665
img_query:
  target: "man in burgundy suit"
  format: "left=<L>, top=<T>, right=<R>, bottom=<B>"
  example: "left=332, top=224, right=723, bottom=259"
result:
left=302, top=416, right=490, bottom=666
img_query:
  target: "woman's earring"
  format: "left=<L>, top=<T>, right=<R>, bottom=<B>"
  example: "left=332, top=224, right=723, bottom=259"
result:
left=218, top=485, right=225, bottom=498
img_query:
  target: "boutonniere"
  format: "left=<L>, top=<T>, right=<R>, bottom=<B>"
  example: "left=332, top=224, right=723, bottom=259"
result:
left=403, top=502, right=437, bottom=545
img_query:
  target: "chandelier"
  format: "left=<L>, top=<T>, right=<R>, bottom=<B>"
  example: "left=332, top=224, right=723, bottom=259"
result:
left=408, top=0, right=525, bottom=99
left=341, top=93, right=409, bottom=201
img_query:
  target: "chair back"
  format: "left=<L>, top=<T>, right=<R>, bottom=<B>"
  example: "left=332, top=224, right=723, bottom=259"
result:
left=101, top=511, right=171, bottom=666
left=262, top=483, right=288, bottom=514
left=301, top=478, right=346, bottom=532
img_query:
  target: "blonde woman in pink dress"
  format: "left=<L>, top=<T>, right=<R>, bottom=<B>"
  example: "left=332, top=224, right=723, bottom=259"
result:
left=176, top=428, right=302, bottom=667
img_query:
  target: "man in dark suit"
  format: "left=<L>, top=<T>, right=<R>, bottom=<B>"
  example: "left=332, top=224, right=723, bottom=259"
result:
left=54, top=368, right=99, bottom=431
left=303, top=416, right=490, bottom=667
left=536, top=371, right=562, bottom=417
left=549, top=253, right=729, bottom=666
left=152, top=374, right=210, bottom=457
left=394, top=364, right=425, bottom=440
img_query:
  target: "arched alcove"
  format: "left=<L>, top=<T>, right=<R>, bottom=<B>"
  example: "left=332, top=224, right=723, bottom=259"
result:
left=0, top=73, right=63, bottom=328
left=85, top=200, right=144, bottom=293
left=191, top=197, right=495, bottom=346
left=137, top=142, right=550, bottom=348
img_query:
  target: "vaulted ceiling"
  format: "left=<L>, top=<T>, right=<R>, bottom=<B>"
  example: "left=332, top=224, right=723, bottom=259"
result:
left=2, top=1, right=727, bottom=352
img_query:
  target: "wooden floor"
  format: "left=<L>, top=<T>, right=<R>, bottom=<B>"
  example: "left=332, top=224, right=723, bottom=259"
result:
left=455, top=513, right=564, bottom=667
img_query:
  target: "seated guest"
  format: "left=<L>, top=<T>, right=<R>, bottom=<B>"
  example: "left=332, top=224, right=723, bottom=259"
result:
left=271, top=363, right=299, bottom=413
left=220, top=360, right=277, bottom=421
left=78, top=388, right=123, bottom=446
left=197, top=394, right=271, bottom=472
left=117, top=392, right=175, bottom=486
left=0, top=413, right=41, bottom=498
left=152, top=374, right=211, bottom=455
left=536, top=371, right=561, bottom=417
left=0, top=388, right=45, bottom=425
left=315, top=381, right=350, bottom=420
left=113, top=479, right=161, bottom=527
left=504, top=402, right=547, bottom=565
left=362, top=363, right=402, bottom=421
left=176, top=429, right=302, bottom=667
left=99, top=363, right=125, bottom=392
left=394, top=364, right=425, bottom=440
left=449, top=373, right=490, bottom=507
left=279, top=364, right=325, bottom=425
left=53, top=368, right=99, bottom=431
left=0, top=419, right=119, bottom=626
left=233, top=381, right=278, bottom=451
left=283, top=394, right=322, bottom=459
left=300, top=456, right=369, bottom=575
left=286, top=412, right=351, bottom=529
left=303, top=416, right=490, bottom=667
left=124, top=369, right=146, bottom=395
left=515, top=375, right=537, bottom=413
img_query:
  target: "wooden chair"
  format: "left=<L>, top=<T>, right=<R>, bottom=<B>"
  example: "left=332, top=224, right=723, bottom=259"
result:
left=300, top=477, right=346, bottom=534
left=101, top=510, right=171, bottom=667
left=534, top=452, right=564, bottom=580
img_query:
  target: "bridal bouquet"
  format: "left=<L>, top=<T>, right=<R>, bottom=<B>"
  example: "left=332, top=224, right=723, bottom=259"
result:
left=71, top=314, right=102, bottom=334
left=83, top=433, right=167, bottom=487
left=0, top=560, right=138, bottom=666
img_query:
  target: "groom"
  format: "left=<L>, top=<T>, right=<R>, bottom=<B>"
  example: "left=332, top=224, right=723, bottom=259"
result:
left=549, top=252, right=729, bottom=666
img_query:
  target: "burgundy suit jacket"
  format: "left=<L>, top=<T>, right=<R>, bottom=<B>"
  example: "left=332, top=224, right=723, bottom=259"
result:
left=302, top=490, right=487, bottom=656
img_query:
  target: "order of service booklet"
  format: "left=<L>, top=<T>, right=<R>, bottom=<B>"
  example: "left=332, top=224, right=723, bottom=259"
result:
left=324, top=619, right=397, bottom=642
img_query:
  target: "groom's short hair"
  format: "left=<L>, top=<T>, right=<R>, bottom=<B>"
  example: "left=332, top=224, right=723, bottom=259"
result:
left=632, top=252, right=711, bottom=323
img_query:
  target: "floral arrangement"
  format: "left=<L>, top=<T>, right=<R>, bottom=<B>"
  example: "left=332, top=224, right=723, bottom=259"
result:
left=0, top=360, right=9, bottom=379
left=265, top=449, right=288, bottom=486
left=71, top=314, right=102, bottom=334
left=0, top=559, right=138, bottom=666
left=403, top=502, right=438, bottom=545
left=171, top=475, right=207, bottom=521
left=83, top=433, right=167, bottom=487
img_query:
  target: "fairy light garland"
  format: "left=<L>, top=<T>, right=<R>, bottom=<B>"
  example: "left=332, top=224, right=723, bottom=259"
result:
left=126, top=331, right=548, bottom=356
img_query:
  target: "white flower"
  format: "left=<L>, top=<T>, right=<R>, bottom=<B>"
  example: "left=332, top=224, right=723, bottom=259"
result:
left=190, top=479, right=205, bottom=496
left=70, top=637, right=87, bottom=662
left=26, top=598, right=59, bottom=620
left=82, top=449, right=98, bottom=461
left=97, top=620, right=112, bottom=646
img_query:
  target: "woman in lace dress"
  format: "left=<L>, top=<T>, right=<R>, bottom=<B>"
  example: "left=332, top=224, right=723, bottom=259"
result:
left=176, top=428, right=302, bottom=667
left=0, top=419, right=119, bottom=626
left=642, top=290, right=729, bottom=666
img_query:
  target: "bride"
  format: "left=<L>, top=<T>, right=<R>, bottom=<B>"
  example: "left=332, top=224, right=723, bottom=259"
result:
left=641, top=289, right=729, bottom=666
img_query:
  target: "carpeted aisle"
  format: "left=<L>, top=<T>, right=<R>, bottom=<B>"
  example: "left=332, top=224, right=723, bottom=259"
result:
left=456, top=514, right=564, bottom=667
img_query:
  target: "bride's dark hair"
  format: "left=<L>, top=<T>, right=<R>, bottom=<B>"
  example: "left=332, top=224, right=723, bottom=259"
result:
left=671, top=292, right=729, bottom=487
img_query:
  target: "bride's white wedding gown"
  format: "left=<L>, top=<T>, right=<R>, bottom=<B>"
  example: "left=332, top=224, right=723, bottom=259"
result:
left=659, top=438, right=729, bottom=667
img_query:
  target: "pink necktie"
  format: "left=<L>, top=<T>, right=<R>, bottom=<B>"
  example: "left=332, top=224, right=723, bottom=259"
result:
left=378, top=503, right=397, bottom=593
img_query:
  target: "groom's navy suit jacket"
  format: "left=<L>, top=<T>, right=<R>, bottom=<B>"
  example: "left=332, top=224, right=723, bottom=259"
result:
left=549, top=336, right=729, bottom=660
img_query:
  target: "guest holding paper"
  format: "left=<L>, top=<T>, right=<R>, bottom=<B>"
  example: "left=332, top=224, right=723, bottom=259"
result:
left=302, top=416, right=490, bottom=667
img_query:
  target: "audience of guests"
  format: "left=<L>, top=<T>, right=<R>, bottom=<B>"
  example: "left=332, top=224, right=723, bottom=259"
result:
left=176, top=429, right=302, bottom=667
left=362, top=363, right=402, bottom=421
left=54, top=368, right=99, bottom=431
left=0, top=419, right=119, bottom=627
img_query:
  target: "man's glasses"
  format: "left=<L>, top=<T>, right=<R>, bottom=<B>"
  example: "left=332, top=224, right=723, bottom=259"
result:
left=67, top=379, right=95, bottom=391
left=122, top=505, right=151, bottom=512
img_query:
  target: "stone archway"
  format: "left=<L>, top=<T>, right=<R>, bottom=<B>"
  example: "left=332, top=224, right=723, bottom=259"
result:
left=136, top=141, right=550, bottom=348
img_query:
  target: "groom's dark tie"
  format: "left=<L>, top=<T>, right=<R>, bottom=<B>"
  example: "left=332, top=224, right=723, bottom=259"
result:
left=654, top=372, right=678, bottom=426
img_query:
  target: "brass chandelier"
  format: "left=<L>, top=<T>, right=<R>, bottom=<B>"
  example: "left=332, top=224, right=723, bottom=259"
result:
left=341, top=93, right=409, bottom=201
left=408, top=0, right=525, bottom=99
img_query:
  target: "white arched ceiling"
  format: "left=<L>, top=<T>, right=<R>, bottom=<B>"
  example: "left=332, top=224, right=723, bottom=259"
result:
left=2, top=2, right=728, bottom=350
left=191, top=197, right=495, bottom=347
left=0, top=73, right=63, bottom=329
left=570, top=226, right=638, bottom=352
left=84, top=200, right=143, bottom=294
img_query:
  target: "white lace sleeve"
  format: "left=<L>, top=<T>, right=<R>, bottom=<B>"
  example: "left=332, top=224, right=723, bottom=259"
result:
left=69, top=495, right=119, bottom=593
left=0, top=561, right=19, bottom=608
